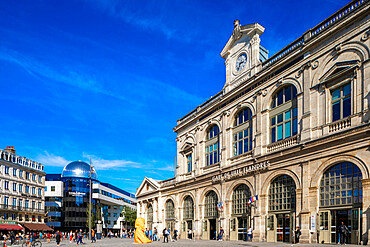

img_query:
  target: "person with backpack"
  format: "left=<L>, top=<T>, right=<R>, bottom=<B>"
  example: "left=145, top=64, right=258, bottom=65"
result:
left=338, top=222, right=349, bottom=245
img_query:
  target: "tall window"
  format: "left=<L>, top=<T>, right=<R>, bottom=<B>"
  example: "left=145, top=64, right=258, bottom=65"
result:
left=332, top=84, right=351, bottom=122
left=183, top=196, right=194, bottom=220
left=232, top=184, right=251, bottom=215
left=206, top=125, right=219, bottom=166
left=205, top=191, right=218, bottom=218
left=269, top=175, right=296, bottom=211
left=270, top=85, right=298, bottom=143
left=233, top=108, right=253, bottom=156
left=147, top=204, right=153, bottom=227
left=13, top=168, right=17, bottom=176
left=186, top=154, right=192, bottom=173
left=165, top=200, right=175, bottom=219
left=320, top=162, right=362, bottom=207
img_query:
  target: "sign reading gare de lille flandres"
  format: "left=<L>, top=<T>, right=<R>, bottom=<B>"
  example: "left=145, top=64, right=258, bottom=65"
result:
left=212, top=161, right=270, bottom=182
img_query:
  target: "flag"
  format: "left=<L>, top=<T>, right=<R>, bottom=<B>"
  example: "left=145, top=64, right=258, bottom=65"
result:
left=217, top=201, right=223, bottom=210
left=247, top=195, right=258, bottom=205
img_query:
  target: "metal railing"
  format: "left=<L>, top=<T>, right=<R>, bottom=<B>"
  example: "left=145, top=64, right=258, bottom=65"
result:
left=0, top=204, right=45, bottom=213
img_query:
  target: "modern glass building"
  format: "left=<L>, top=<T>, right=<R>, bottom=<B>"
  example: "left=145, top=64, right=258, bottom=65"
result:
left=45, top=161, right=136, bottom=233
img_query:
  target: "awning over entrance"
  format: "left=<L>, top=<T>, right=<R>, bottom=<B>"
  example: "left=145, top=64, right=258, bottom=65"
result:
left=22, top=223, right=53, bottom=231
left=0, top=224, right=23, bottom=231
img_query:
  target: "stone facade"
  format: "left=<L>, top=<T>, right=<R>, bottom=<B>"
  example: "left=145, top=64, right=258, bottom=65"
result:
left=0, top=146, right=46, bottom=224
left=136, top=0, right=370, bottom=244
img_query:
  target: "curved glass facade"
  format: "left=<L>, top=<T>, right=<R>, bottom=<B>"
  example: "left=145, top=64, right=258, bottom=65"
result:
left=62, top=161, right=97, bottom=180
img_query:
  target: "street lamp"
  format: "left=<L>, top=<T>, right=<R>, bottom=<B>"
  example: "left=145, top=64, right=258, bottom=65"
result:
left=89, top=159, right=93, bottom=241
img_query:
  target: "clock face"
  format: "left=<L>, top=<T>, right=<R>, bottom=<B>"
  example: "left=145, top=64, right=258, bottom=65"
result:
left=235, top=54, right=247, bottom=72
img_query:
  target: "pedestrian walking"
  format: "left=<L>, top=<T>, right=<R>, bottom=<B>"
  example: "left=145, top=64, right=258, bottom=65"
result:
left=173, top=228, right=178, bottom=241
left=56, top=231, right=61, bottom=246
left=338, top=222, right=349, bottom=245
left=218, top=227, right=224, bottom=241
left=91, top=229, right=96, bottom=243
left=295, top=226, right=301, bottom=244
left=247, top=227, right=253, bottom=241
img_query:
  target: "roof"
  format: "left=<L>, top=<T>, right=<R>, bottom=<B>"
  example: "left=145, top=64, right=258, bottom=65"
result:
left=62, top=161, right=97, bottom=180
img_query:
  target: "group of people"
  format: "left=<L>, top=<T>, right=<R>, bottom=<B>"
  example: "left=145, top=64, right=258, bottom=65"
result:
left=144, top=227, right=180, bottom=242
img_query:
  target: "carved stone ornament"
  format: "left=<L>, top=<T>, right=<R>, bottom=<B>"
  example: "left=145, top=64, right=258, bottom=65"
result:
left=312, top=60, right=319, bottom=70
left=276, top=79, right=282, bottom=88
left=361, top=30, right=369, bottom=41
left=250, top=35, right=260, bottom=45
left=233, top=19, right=242, bottom=40
left=262, top=89, right=268, bottom=97
left=250, top=95, right=257, bottom=103
left=295, top=70, right=303, bottom=79
left=335, top=44, right=342, bottom=53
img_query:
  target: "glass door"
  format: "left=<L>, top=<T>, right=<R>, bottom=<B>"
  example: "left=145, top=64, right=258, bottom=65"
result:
left=237, top=217, right=248, bottom=241
left=266, top=214, right=276, bottom=242
left=350, top=208, right=361, bottom=244
left=319, top=210, right=330, bottom=243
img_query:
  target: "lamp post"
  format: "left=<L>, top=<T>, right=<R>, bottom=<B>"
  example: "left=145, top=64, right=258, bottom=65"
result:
left=89, top=158, right=93, bottom=241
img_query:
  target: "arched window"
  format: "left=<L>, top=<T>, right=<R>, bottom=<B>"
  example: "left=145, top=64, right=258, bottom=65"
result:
left=233, top=108, right=253, bottom=156
left=206, top=125, right=219, bottom=166
left=320, top=162, right=362, bottom=207
left=232, top=184, right=251, bottom=215
left=147, top=204, right=153, bottom=227
left=269, top=175, right=296, bottom=211
left=183, top=196, right=194, bottom=220
left=270, top=85, right=298, bottom=143
left=205, top=191, right=218, bottom=218
left=165, top=200, right=175, bottom=219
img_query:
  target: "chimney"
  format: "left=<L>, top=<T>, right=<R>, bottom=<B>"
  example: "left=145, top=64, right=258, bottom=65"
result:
left=4, top=146, right=15, bottom=154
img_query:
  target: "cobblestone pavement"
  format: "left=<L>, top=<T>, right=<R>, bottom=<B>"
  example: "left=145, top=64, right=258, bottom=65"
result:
left=15, top=238, right=360, bottom=247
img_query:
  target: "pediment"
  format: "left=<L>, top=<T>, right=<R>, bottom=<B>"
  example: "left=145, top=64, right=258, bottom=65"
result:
left=319, top=60, right=360, bottom=84
left=136, top=177, right=160, bottom=197
left=221, top=22, right=265, bottom=59
left=180, top=141, right=193, bottom=153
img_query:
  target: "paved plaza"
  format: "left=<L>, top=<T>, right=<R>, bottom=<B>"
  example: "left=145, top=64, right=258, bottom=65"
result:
left=16, top=238, right=361, bottom=247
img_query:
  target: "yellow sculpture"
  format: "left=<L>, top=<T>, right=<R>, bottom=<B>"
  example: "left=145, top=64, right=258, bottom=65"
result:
left=134, top=217, right=152, bottom=244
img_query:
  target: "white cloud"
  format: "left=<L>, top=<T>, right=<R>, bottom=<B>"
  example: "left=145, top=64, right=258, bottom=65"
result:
left=82, top=153, right=142, bottom=170
left=0, top=48, right=128, bottom=102
left=36, top=152, right=70, bottom=167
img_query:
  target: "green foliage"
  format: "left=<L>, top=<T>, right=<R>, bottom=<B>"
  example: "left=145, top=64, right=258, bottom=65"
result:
left=86, top=203, right=96, bottom=229
left=121, top=205, right=137, bottom=227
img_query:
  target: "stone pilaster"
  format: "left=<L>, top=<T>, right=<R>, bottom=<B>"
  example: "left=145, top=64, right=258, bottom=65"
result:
left=300, top=62, right=312, bottom=142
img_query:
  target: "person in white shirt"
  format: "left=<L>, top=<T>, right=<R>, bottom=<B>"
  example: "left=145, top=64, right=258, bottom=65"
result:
left=247, top=227, right=253, bottom=241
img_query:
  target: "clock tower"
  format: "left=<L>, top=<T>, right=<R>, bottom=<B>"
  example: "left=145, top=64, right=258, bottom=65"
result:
left=221, top=21, right=268, bottom=93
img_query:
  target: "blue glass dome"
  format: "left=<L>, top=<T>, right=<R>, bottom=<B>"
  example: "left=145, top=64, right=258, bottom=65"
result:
left=61, top=161, right=97, bottom=179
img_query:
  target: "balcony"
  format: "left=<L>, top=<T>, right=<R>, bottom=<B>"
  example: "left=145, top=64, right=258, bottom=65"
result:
left=328, top=117, right=351, bottom=133
left=267, top=135, right=299, bottom=152
left=0, top=204, right=45, bottom=213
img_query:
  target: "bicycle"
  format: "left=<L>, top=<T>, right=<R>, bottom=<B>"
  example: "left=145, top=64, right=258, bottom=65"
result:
left=22, top=239, right=42, bottom=247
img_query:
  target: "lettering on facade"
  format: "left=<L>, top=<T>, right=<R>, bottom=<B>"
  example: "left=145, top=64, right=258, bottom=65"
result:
left=212, top=161, right=270, bottom=182
left=69, top=191, right=86, bottom=197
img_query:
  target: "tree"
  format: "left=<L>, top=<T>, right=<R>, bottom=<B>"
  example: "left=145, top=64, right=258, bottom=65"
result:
left=86, top=203, right=96, bottom=229
left=120, top=205, right=137, bottom=229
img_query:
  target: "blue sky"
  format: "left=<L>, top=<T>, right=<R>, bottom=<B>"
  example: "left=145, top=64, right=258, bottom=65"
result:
left=0, top=0, right=350, bottom=193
